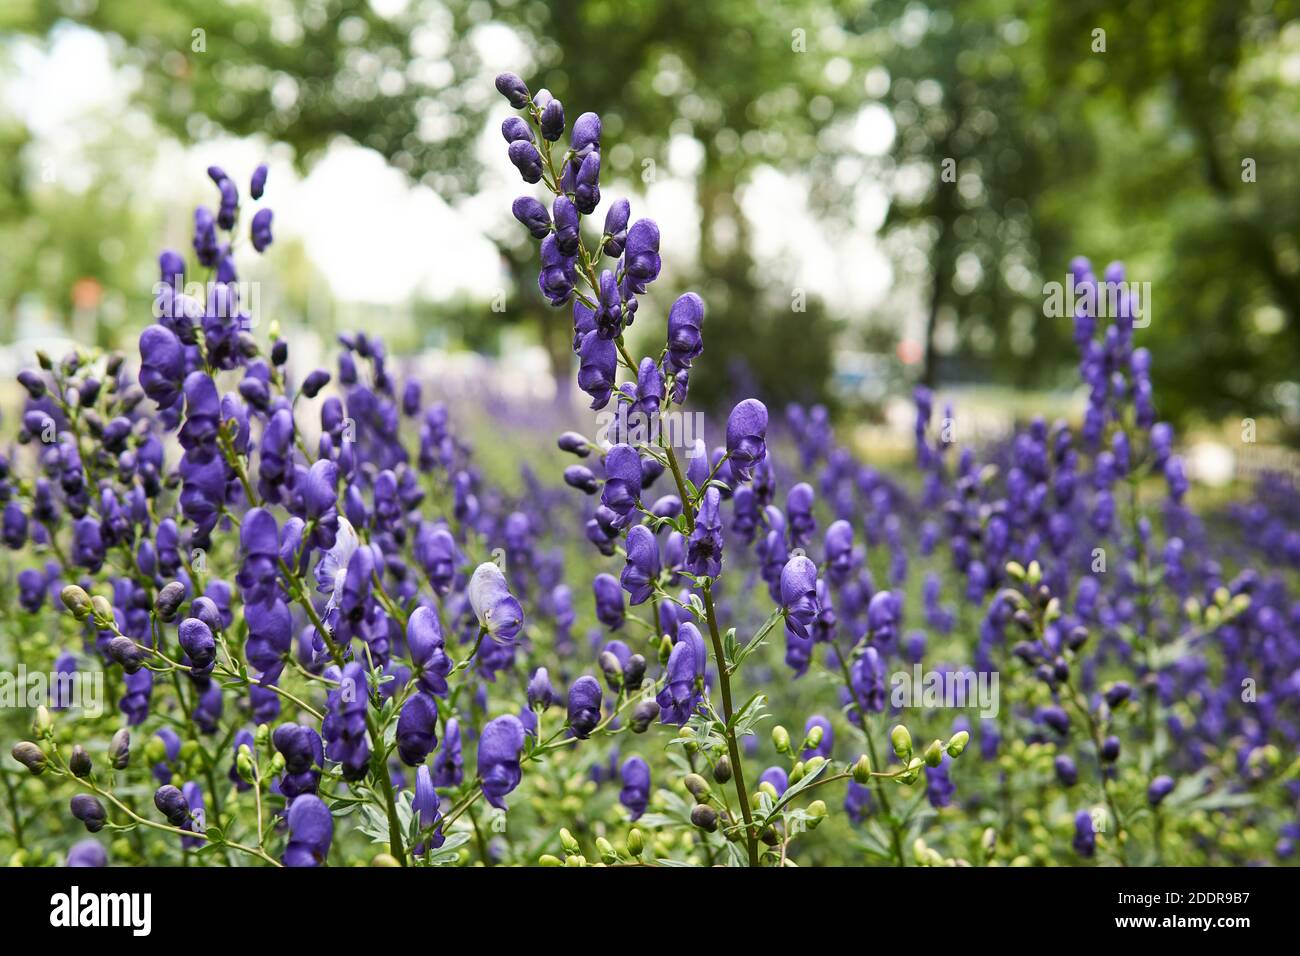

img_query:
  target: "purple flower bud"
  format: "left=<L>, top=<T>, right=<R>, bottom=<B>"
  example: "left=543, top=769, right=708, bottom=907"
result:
left=494, top=72, right=531, bottom=108
left=1072, top=809, right=1096, bottom=857
left=512, top=196, right=551, bottom=240
left=507, top=139, right=543, bottom=184
left=1148, top=775, right=1175, bottom=806
left=250, top=163, right=268, bottom=199
left=540, top=98, right=565, bottom=141
left=553, top=195, right=580, bottom=256
left=574, top=152, right=601, bottom=215
left=250, top=208, right=273, bottom=252
left=528, top=667, right=555, bottom=710
left=70, top=794, right=107, bottom=832
left=501, top=116, right=533, bottom=143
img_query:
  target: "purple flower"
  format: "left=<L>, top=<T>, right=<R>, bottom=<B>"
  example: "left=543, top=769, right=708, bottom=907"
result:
left=574, top=152, right=601, bottom=214
left=67, top=839, right=107, bottom=867
left=925, top=755, right=956, bottom=808
left=407, top=605, right=452, bottom=694
left=1072, top=809, right=1096, bottom=858
left=283, top=794, right=333, bottom=867
left=665, top=293, right=705, bottom=376
left=567, top=675, right=603, bottom=738
left=537, top=234, right=576, bottom=305
left=178, top=618, right=216, bottom=676
left=396, top=692, right=439, bottom=766
left=508, top=139, right=543, bottom=184
left=601, top=444, right=643, bottom=521
left=619, top=756, right=651, bottom=820
left=527, top=667, right=555, bottom=709
left=686, top=487, right=724, bottom=578
left=433, top=717, right=463, bottom=787
left=781, top=555, right=819, bottom=638
left=577, top=331, right=617, bottom=409
left=468, top=562, right=524, bottom=642
left=621, top=524, right=660, bottom=605
left=620, top=219, right=661, bottom=296
left=656, top=637, right=701, bottom=725
left=512, top=196, right=551, bottom=240
left=478, top=714, right=525, bottom=809
left=726, top=399, right=768, bottom=482
left=412, top=765, right=445, bottom=854
left=494, top=72, right=531, bottom=108
left=603, top=198, right=630, bottom=256
left=250, top=208, right=273, bottom=252
left=138, top=324, right=186, bottom=408
left=1148, top=775, right=1175, bottom=806
left=272, top=723, right=323, bottom=798
left=553, top=195, right=580, bottom=256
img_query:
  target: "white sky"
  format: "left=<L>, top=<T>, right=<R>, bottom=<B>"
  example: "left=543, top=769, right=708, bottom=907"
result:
left=6, top=24, right=897, bottom=320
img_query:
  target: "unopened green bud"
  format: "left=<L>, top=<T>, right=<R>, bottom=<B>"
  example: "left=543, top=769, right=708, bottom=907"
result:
left=923, top=739, right=944, bottom=767
left=788, top=761, right=805, bottom=785
left=712, top=756, right=732, bottom=784
left=1227, top=594, right=1251, bottom=617
left=61, top=585, right=93, bottom=621
left=853, top=754, right=872, bottom=785
left=236, top=751, right=255, bottom=784
left=559, top=827, right=581, bottom=856
left=689, top=804, right=718, bottom=832
left=1213, top=586, right=1230, bottom=608
left=758, top=782, right=778, bottom=801
left=371, top=853, right=401, bottom=867
left=179, top=740, right=199, bottom=764
left=11, top=741, right=46, bottom=775
left=772, top=725, right=791, bottom=754
left=270, top=752, right=286, bottom=775
left=255, top=723, right=271, bottom=748
left=802, top=725, right=824, bottom=752
left=69, top=745, right=92, bottom=778
left=658, top=635, right=674, bottom=664
left=33, top=705, right=53, bottom=737
left=807, top=800, right=827, bottom=829
left=803, top=756, right=826, bottom=777
left=627, top=828, right=645, bottom=856
left=595, top=837, right=618, bottom=863
left=1183, top=597, right=1202, bottom=621
left=564, top=854, right=587, bottom=867
left=144, top=736, right=167, bottom=766
left=982, top=827, right=997, bottom=852
left=90, top=594, right=114, bottom=624
left=109, top=729, right=131, bottom=770
left=890, top=724, right=913, bottom=761
left=539, top=854, right=564, bottom=867
left=683, top=773, right=711, bottom=802
left=598, top=651, right=623, bottom=690
left=1026, top=560, right=1042, bottom=585
left=1005, top=561, right=1026, bottom=581
left=946, top=730, right=970, bottom=758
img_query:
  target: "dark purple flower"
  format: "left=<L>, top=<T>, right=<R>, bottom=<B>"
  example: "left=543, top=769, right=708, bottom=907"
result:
left=601, top=444, right=642, bottom=521
left=396, top=692, right=440, bottom=766
left=567, top=675, right=603, bottom=738
left=686, top=487, right=724, bottom=578
left=619, top=755, right=651, bottom=820
left=283, top=794, right=333, bottom=867
left=512, top=196, right=551, bottom=240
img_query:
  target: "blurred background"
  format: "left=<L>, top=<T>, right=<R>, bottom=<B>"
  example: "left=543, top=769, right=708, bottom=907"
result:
left=3, top=0, right=1300, bottom=474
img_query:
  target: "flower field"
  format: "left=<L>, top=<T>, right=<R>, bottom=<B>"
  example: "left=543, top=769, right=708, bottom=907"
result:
left=0, top=68, right=1296, bottom=876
